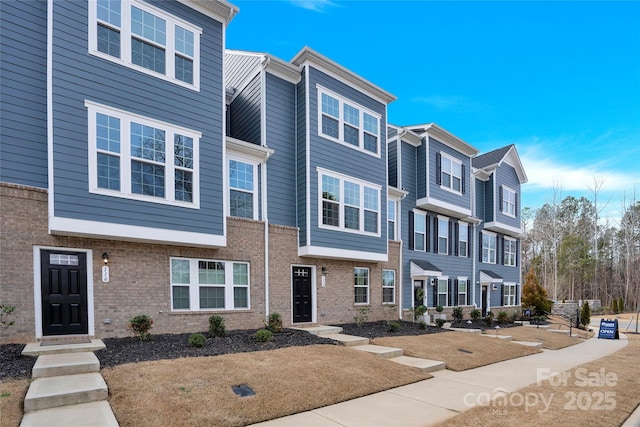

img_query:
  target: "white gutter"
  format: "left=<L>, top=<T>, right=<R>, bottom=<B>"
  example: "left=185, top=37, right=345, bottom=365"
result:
left=260, top=59, right=270, bottom=320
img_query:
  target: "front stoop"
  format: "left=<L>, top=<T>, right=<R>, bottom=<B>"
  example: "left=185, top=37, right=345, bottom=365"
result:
left=22, top=339, right=106, bottom=357
left=512, top=341, right=544, bottom=349
left=351, top=344, right=404, bottom=359
left=324, top=333, right=369, bottom=346
left=20, top=401, right=119, bottom=427
left=389, top=356, right=446, bottom=372
left=23, top=372, right=108, bottom=412
left=32, top=352, right=100, bottom=378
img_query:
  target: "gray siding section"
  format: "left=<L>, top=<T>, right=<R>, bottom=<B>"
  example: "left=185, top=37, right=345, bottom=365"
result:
left=51, top=1, right=225, bottom=236
left=265, top=73, right=297, bottom=226
left=0, top=0, right=48, bottom=188
left=388, top=140, right=397, bottom=188
left=494, top=163, right=521, bottom=230
left=224, top=52, right=261, bottom=90
left=428, top=137, right=471, bottom=211
left=387, top=126, right=398, bottom=139
left=229, top=73, right=261, bottom=145
left=475, top=178, right=485, bottom=219
left=416, top=140, right=426, bottom=200
left=400, top=142, right=418, bottom=308
left=296, top=68, right=308, bottom=246
left=306, top=66, right=387, bottom=254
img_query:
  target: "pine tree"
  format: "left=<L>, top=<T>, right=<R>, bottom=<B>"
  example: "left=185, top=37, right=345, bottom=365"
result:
left=580, top=301, right=591, bottom=328
left=521, top=268, right=552, bottom=317
left=612, top=298, right=618, bottom=314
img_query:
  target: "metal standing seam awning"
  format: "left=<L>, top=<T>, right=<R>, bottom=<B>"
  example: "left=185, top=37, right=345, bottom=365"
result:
left=410, top=259, right=443, bottom=280
left=479, top=270, right=503, bottom=283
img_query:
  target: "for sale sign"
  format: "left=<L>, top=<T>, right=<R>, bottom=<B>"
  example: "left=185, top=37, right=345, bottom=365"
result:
left=598, top=319, right=619, bottom=339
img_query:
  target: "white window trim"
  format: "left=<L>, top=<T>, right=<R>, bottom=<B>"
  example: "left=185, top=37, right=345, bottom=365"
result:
left=503, top=282, right=517, bottom=306
left=227, top=154, right=258, bottom=220
left=437, top=278, right=448, bottom=307
left=317, top=168, right=381, bottom=237
left=458, top=221, right=468, bottom=258
left=88, top=0, right=202, bottom=91
left=482, top=231, right=497, bottom=264
left=502, top=185, right=517, bottom=218
left=170, top=257, right=250, bottom=312
left=440, top=152, right=463, bottom=194
left=86, top=100, right=201, bottom=208
left=354, top=267, right=370, bottom=305
left=438, top=215, right=449, bottom=255
left=413, top=210, right=426, bottom=252
left=382, top=269, right=395, bottom=305
left=316, top=85, right=381, bottom=158
left=457, top=277, right=468, bottom=305
left=387, top=199, right=397, bottom=241
left=504, top=237, right=517, bottom=267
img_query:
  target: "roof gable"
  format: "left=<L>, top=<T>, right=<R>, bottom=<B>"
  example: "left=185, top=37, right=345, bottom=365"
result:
left=473, top=144, right=528, bottom=184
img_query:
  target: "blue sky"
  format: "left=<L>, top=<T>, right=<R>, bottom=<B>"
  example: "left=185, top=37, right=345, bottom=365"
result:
left=226, top=0, right=640, bottom=223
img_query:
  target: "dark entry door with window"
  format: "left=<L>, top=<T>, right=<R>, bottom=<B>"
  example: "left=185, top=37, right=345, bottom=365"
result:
left=41, top=250, right=88, bottom=336
left=292, top=266, right=312, bottom=323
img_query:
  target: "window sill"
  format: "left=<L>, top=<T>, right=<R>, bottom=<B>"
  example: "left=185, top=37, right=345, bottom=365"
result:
left=168, top=309, right=253, bottom=315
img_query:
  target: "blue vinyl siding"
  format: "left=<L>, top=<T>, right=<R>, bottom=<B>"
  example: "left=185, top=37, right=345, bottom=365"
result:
left=416, top=141, right=427, bottom=199
left=265, top=73, right=297, bottom=226
left=296, top=69, right=308, bottom=245
left=50, top=1, right=225, bottom=236
left=0, top=0, right=48, bottom=188
left=482, top=175, right=494, bottom=223
left=400, top=141, right=418, bottom=308
left=494, top=163, right=521, bottom=229
left=306, top=66, right=387, bottom=254
left=229, top=73, right=261, bottom=145
left=428, top=137, right=471, bottom=211
left=475, top=178, right=485, bottom=219
left=388, top=139, right=397, bottom=188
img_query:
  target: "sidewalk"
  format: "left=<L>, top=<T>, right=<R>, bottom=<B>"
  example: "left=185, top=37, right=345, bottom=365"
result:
left=252, top=333, right=629, bottom=427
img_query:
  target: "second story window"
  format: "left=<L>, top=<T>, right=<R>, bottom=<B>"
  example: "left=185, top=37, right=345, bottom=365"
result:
left=318, top=87, right=381, bottom=156
left=501, top=186, right=517, bottom=217
left=438, top=217, right=449, bottom=255
left=504, top=237, right=517, bottom=266
left=90, top=0, right=201, bottom=90
left=319, top=170, right=381, bottom=236
left=436, top=152, right=464, bottom=193
left=458, top=222, right=468, bottom=257
left=87, top=101, right=200, bottom=208
left=229, top=158, right=257, bottom=219
left=414, top=211, right=426, bottom=251
left=482, top=232, right=497, bottom=264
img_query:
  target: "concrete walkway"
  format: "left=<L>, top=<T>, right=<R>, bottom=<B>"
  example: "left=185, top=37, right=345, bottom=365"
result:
left=252, top=333, right=629, bottom=427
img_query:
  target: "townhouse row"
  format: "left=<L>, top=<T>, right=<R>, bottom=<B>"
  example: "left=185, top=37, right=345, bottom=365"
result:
left=0, top=0, right=527, bottom=343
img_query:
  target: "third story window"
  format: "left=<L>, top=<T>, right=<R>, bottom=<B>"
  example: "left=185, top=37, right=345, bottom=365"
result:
left=502, top=186, right=517, bottom=217
left=504, top=238, right=517, bottom=267
left=482, top=233, right=497, bottom=264
left=229, top=159, right=256, bottom=219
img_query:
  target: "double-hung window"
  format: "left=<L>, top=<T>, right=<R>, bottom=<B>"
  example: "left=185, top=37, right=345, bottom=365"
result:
left=458, top=279, right=467, bottom=306
left=438, top=217, right=448, bottom=255
left=502, top=186, right=517, bottom=217
left=90, top=0, right=201, bottom=89
left=319, top=169, right=381, bottom=236
left=437, top=279, right=448, bottom=307
left=87, top=101, right=200, bottom=207
left=440, top=153, right=463, bottom=192
left=229, top=158, right=257, bottom=219
left=387, top=199, right=396, bottom=240
left=171, top=258, right=250, bottom=311
left=414, top=211, right=426, bottom=251
left=458, top=222, right=468, bottom=257
left=318, top=87, right=381, bottom=156
left=503, top=283, right=516, bottom=306
left=504, top=237, right=517, bottom=267
left=382, top=270, right=395, bottom=304
left=482, top=232, right=497, bottom=264
left=354, top=267, right=369, bottom=304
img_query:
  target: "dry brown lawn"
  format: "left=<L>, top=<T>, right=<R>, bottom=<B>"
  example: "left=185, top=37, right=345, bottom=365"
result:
left=436, top=333, right=640, bottom=427
left=498, top=326, right=593, bottom=349
left=373, top=331, right=540, bottom=371
left=102, top=344, right=432, bottom=427
left=0, top=378, right=30, bottom=427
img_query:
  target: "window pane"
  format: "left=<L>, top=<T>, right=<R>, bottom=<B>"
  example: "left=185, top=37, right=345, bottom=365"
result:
left=132, top=38, right=166, bottom=74
left=354, top=268, right=369, bottom=285
left=131, top=160, right=165, bottom=197
left=174, top=169, right=192, bottom=202
left=198, top=261, right=225, bottom=284
left=233, top=263, right=248, bottom=285
left=234, top=287, right=248, bottom=308
left=97, top=24, right=120, bottom=57
left=344, top=181, right=359, bottom=206
left=322, top=201, right=339, bottom=226
left=364, top=187, right=378, bottom=210
left=96, top=113, right=120, bottom=153
left=344, top=206, right=359, bottom=230
left=458, top=280, right=467, bottom=292
left=97, top=0, right=121, bottom=27
left=382, top=270, right=394, bottom=287
left=364, top=210, right=377, bottom=233
left=131, top=123, right=165, bottom=162
left=344, top=125, right=359, bottom=146
left=171, top=259, right=190, bottom=283
left=383, top=288, right=394, bottom=303
left=131, top=6, right=166, bottom=45
left=175, top=55, right=193, bottom=84
left=321, top=93, right=339, bottom=117
left=97, top=153, right=120, bottom=190
left=388, top=220, right=395, bottom=240
left=322, top=175, right=340, bottom=202
left=174, top=135, right=193, bottom=168
left=175, top=26, right=194, bottom=57
left=415, top=234, right=425, bottom=251
left=363, top=113, right=378, bottom=135
left=344, top=104, right=359, bottom=126
left=230, top=190, right=253, bottom=218
left=387, top=200, right=396, bottom=221
left=229, top=160, right=253, bottom=191
left=172, top=286, right=190, bottom=309
left=321, top=115, right=339, bottom=138
left=363, top=133, right=377, bottom=153
left=355, top=287, right=368, bottom=304
left=200, top=287, right=224, bottom=309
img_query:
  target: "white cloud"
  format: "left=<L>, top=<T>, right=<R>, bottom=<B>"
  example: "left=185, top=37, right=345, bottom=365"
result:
left=289, top=0, right=338, bottom=12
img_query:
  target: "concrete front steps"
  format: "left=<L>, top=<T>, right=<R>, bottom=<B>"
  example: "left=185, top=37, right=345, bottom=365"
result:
left=20, top=340, right=119, bottom=427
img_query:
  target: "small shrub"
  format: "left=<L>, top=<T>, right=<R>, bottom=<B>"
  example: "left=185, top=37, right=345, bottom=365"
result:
left=436, top=305, right=444, bottom=313
left=612, top=298, right=619, bottom=314
left=418, top=320, right=427, bottom=330
left=435, top=318, right=446, bottom=328
left=618, top=297, right=624, bottom=313
left=188, top=333, right=206, bottom=348
left=484, top=311, right=494, bottom=325
left=255, top=328, right=273, bottom=343
left=580, top=301, right=591, bottom=328
left=388, top=321, right=401, bottom=332
left=0, top=305, right=16, bottom=327
left=209, top=315, right=226, bottom=337
left=412, top=305, right=427, bottom=321
left=497, top=311, right=509, bottom=324
left=452, top=307, right=464, bottom=323
left=470, top=309, right=481, bottom=321
left=267, top=312, right=283, bottom=333
left=354, top=306, right=370, bottom=327
left=129, top=314, right=153, bottom=341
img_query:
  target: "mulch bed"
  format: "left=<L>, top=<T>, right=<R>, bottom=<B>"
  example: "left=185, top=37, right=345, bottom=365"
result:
left=338, top=320, right=450, bottom=338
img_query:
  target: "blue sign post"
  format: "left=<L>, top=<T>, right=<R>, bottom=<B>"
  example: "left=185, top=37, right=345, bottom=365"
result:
left=598, top=319, right=619, bottom=339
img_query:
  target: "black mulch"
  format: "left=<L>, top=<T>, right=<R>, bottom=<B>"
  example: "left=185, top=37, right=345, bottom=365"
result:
left=0, top=344, right=36, bottom=381
left=338, top=320, right=450, bottom=338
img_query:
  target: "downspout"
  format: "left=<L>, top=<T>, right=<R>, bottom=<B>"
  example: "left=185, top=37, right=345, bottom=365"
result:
left=260, top=57, right=270, bottom=320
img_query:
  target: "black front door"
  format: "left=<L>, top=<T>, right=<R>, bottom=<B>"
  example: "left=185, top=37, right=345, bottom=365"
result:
left=481, top=285, right=488, bottom=317
left=292, top=266, right=312, bottom=323
left=41, top=250, right=88, bottom=336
